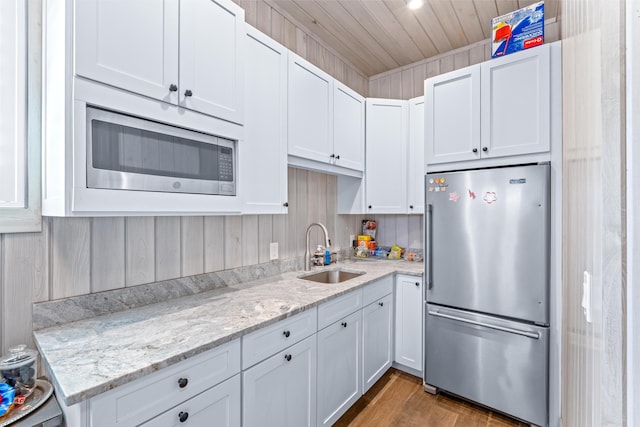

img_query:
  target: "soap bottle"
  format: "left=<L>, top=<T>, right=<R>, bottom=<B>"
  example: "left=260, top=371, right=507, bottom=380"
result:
left=314, top=245, right=324, bottom=266
left=324, top=248, right=331, bottom=265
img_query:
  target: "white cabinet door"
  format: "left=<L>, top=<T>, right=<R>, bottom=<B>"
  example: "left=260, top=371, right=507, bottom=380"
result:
left=288, top=54, right=334, bottom=163
left=362, top=293, right=393, bottom=393
left=395, top=275, right=423, bottom=373
left=140, top=375, right=241, bottom=427
left=481, top=45, right=551, bottom=158
left=179, top=0, right=244, bottom=124
left=75, top=0, right=179, bottom=104
left=242, top=26, right=288, bottom=214
left=365, top=99, right=408, bottom=214
left=333, top=81, right=365, bottom=171
left=408, top=96, right=425, bottom=214
left=243, top=335, right=317, bottom=427
left=425, top=65, right=480, bottom=164
left=317, top=310, right=362, bottom=427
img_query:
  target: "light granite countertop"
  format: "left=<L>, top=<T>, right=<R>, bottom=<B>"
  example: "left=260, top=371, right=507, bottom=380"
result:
left=33, top=259, right=423, bottom=406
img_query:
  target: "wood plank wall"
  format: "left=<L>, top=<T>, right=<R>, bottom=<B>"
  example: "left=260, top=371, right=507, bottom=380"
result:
left=0, top=170, right=374, bottom=353
left=234, top=0, right=369, bottom=96
left=368, top=20, right=561, bottom=99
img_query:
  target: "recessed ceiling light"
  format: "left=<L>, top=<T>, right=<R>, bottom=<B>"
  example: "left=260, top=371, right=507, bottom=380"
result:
left=407, top=0, right=424, bottom=10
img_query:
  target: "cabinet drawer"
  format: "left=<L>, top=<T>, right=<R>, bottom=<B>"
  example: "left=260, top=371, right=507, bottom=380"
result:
left=140, top=374, right=241, bottom=427
left=89, top=338, right=240, bottom=427
left=362, top=276, right=393, bottom=306
left=318, top=289, right=363, bottom=330
left=242, top=308, right=317, bottom=368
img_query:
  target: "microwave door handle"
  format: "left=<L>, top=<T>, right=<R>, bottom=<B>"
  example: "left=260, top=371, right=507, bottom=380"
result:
left=427, top=310, right=541, bottom=340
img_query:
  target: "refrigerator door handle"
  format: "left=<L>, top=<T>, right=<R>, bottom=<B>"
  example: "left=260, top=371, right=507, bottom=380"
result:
left=426, top=203, right=433, bottom=289
left=427, top=310, right=541, bottom=340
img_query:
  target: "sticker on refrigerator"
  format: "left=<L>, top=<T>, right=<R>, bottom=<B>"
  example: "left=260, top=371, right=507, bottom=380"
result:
left=468, top=189, right=476, bottom=199
left=483, top=191, right=497, bottom=204
left=449, top=192, right=459, bottom=202
left=429, top=178, right=434, bottom=184
left=428, top=187, right=434, bottom=192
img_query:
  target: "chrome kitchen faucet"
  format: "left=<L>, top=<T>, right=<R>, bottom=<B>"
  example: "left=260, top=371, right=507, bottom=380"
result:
left=304, top=222, right=331, bottom=271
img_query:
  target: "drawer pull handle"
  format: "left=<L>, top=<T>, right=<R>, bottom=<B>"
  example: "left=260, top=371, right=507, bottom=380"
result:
left=177, top=378, right=188, bottom=388
left=283, top=330, right=291, bottom=338
left=284, top=354, right=292, bottom=362
left=341, top=322, right=347, bottom=328
left=378, top=302, right=384, bottom=307
left=179, top=411, right=189, bottom=422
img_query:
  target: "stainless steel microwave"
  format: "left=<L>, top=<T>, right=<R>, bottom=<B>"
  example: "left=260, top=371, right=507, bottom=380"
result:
left=86, top=107, right=236, bottom=196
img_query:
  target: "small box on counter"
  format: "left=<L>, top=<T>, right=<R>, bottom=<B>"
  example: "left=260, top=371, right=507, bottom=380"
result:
left=491, top=1, right=544, bottom=58
left=361, top=220, right=377, bottom=241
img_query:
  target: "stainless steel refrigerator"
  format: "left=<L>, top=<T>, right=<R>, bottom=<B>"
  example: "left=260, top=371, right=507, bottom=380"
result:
left=424, top=164, right=550, bottom=427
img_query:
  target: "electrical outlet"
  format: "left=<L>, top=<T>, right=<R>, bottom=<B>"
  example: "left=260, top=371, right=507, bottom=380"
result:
left=270, top=242, right=279, bottom=260
left=349, top=234, right=355, bottom=243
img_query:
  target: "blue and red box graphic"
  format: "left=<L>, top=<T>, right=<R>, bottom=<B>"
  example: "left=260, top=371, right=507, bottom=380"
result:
left=491, top=1, right=544, bottom=58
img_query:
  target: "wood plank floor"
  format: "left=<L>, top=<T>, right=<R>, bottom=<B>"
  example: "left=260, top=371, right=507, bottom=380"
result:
left=334, top=369, right=529, bottom=427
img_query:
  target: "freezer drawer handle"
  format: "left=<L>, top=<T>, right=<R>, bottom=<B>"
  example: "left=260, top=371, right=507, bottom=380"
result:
left=426, top=204, right=433, bottom=289
left=428, top=310, right=541, bottom=340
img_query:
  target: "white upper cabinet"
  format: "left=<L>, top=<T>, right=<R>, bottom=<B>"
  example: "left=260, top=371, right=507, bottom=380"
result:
left=408, top=96, right=425, bottom=214
left=425, top=44, right=554, bottom=167
left=242, top=26, right=288, bottom=214
left=365, top=99, right=408, bottom=214
left=0, top=0, right=41, bottom=232
left=75, top=0, right=179, bottom=104
left=480, top=46, right=550, bottom=158
left=288, top=54, right=365, bottom=176
left=178, top=0, right=244, bottom=122
left=425, top=66, right=481, bottom=164
left=288, top=54, right=334, bottom=164
left=333, top=81, right=365, bottom=172
left=75, top=0, right=244, bottom=124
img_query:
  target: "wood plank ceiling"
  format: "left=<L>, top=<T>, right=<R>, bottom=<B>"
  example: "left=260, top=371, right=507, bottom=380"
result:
left=265, top=0, right=560, bottom=76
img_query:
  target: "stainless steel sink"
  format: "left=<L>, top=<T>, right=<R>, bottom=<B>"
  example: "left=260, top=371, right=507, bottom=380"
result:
left=299, top=269, right=364, bottom=284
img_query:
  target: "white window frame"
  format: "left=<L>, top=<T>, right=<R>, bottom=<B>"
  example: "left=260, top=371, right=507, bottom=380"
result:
left=0, top=0, right=41, bottom=232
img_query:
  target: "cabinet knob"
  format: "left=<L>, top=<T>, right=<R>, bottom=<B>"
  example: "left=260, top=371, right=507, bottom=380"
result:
left=335, top=155, right=340, bottom=160
left=378, top=302, right=384, bottom=307
left=415, top=282, right=420, bottom=287
left=341, top=322, right=347, bottom=328
left=368, top=205, right=372, bottom=209
left=283, top=202, right=289, bottom=207
left=284, top=354, right=292, bottom=362
left=184, top=89, right=193, bottom=97
left=330, top=154, right=335, bottom=158
left=472, top=148, right=478, bottom=153
left=283, top=330, right=291, bottom=338
left=482, top=147, right=488, bottom=152
left=179, top=412, right=189, bottom=423
left=409, top=205, right=414, bottom=209
left=177, top=378, right=188, bottom=388
left=169, top=84, right=178, bottom=92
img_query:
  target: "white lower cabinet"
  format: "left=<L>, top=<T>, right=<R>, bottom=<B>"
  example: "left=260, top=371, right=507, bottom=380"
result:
left=89, top=339, right=241, bottom=427
left=362, top=292, right=393, bottom=393
left=140, top=375, right=241, bottom=426
left=317, top=310, right=363, bottom=427
left=242, top=335, right=317, bottom=427
left=394, top=275, right=424, bottom=373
